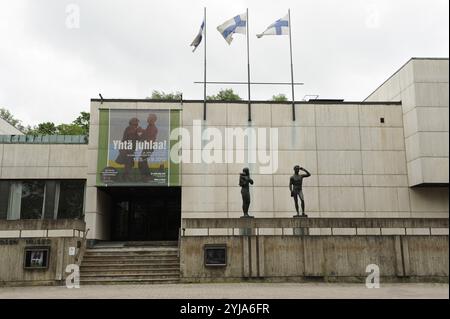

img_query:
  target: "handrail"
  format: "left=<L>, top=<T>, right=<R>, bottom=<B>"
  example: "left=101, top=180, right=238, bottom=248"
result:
left=75, top=228, right=90, bottom=266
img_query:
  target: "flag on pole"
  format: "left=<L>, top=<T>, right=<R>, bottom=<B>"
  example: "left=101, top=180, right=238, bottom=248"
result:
left=190, top=20, right=205, bottom=52
left=217, top=12, right=247, bottom=44
left=256, top=13, right=289, bottom=38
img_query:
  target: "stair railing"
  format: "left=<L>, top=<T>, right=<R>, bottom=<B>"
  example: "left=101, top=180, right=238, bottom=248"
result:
left=75, top=228, right=90, bottom=266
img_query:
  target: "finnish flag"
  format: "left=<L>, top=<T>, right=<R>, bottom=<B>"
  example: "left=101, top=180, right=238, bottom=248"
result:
left=217, top=12, right=247, bottom=45
left=190, top=20, right=205, bottom=52
left=257, top=14, right=289, bottom=38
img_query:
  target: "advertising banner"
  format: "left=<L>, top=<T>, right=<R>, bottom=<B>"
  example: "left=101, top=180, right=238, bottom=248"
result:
left=96, top=109, right=180, bottom=186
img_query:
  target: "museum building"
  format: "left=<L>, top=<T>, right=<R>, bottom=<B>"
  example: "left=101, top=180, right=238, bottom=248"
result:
left=0, top=57, right=448, bottom=285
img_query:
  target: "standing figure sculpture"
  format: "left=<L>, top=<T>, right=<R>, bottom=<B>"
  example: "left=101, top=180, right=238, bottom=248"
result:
left=239, top=168, right=254, bottom=217
left=289, top=165, right=311, bottom=217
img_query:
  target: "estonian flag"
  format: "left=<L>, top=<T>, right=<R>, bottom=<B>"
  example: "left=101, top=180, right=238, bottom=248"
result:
left=190, top=20, right=205, bottom=52
left=257, top=14, right=289, bottom=38
left=217, top=13, right=247, bottom=45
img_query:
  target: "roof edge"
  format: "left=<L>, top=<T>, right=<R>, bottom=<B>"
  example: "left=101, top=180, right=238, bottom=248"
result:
left=90, top=98, right=402, bottom=105
left=364, top=57, right=449, bottom=102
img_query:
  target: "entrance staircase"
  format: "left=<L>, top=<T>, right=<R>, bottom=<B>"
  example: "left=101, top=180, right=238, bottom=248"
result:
left=79, top=241, right=180, bottom=285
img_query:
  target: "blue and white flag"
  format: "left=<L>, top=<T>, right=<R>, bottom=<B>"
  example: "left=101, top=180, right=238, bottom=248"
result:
left=256, top=14, right=289, bottom=38
left=217, top=12, right=247, bottom=45
left=190, top=20, right=205, bottom=52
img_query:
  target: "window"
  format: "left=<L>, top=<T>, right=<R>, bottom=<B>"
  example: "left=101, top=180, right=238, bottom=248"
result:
left=20, top=181, right=45, bottom=219
left=57, top=180, right=85, bottom=219
left=0, top=181, right=9, bottom=219
left=1, top=180, right=85, bottom=220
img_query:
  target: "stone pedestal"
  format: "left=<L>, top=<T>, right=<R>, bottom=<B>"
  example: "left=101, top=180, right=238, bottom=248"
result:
left=293, top=215, right=309, bottom=236
left=239, top=215, right=255, bottom=236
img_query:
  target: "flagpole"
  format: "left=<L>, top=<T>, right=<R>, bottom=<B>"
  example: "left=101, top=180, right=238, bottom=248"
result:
left=246, top=8, right=251, bottom=122
left=203, top=7, right=207, bottom=120
left=288, top=9, right=296, bottom=121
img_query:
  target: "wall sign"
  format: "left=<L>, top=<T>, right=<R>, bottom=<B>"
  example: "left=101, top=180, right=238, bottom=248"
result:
left=204, top=244, right=227, bottom=267
left=24, top=246, right=50, bottom=269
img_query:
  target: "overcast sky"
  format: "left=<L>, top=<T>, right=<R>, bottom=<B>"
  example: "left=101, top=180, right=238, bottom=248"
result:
left=0, top=0, right=448, bottom=126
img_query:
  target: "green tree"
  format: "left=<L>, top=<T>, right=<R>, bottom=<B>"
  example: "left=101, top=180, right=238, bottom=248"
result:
left=271, top=94, right=288, bottom=102
left=148, top=90, right=182, bottom=100
left=28, top=122, right=57, bottom=135
left=56, top=124, right=85, bottom=135
left=72, top=111, right=90, bottom=135
left=207, top=89, right=242, bottom=101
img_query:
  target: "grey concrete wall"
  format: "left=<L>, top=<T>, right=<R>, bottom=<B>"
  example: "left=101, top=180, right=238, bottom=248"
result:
left=0, top=144, right=87, bottom=179
left=365, top=58, right=449, bottom=186
left=180, top=101, right=448, bottom=227
left=180, top=235, right=449, bottom=282
left=0, top=237, right=80, bottom=285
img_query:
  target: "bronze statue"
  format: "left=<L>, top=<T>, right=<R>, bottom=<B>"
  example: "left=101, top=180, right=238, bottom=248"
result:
left=239, top=168, right=254, bottom=217
left=289, top=165, right=311, bottom=217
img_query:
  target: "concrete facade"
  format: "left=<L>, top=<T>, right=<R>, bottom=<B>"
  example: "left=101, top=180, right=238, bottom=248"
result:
left=0, top=144, right=88, bottom=179
left=365, top=58, right=449, bottom=186
left=82, top=100, right=448, bottom=240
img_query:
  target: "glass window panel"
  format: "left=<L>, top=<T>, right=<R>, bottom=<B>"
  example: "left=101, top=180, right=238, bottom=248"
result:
left=0, top=181, right=10, bottom=219
left=7, top=182, right=22, bottom=220
left=43, top=181, right=57, bottom=219
left=20, top=181, right=45, bottom=219
left=57, top=180, right=85, bottom=219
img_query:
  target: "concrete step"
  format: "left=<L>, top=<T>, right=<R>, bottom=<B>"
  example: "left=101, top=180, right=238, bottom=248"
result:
left=86, top=247, right=178, bottom=253
left=80, top=275, right=180, bottom=281
left=82, top=258, right=179, bottom=264
left=81, top=264, right=180, bottom=271
left=80, top=244, right=180, bottom=285
left=83, top=252, right=178, bottom=258
left=91, top=241, right=178, bottom=248
left=81, top=270, right=180, bottom=277
left=80, top=271, right=179, bottom=277
left=80, top=278, right=181, bottom=285
left=83, top=256, right=179, bottom=262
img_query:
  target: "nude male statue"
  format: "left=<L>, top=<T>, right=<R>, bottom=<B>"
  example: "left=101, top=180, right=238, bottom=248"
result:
left=289, top=165, right=311, bottom=217
left=239, top=168, right=254, bottom=217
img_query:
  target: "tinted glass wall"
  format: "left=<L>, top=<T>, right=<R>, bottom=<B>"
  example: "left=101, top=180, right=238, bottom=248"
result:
left=0, top=180, right=85, bottom=220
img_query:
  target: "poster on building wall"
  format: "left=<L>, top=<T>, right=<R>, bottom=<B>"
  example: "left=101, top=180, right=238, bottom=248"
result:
left=96, top=109, right=180, bottom=186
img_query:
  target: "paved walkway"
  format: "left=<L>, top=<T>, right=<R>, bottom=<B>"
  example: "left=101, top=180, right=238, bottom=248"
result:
left=0, top=283, right=448, bottom=299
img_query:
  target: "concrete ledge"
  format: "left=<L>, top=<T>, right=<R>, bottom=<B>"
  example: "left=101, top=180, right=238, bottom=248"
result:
left=182, top=217, right=449, bottom=230
left=0, top=230, right=20, bottom=238
left=0, top=219, right=85, bottom=231
left=180, top=276, right=449, bottom=284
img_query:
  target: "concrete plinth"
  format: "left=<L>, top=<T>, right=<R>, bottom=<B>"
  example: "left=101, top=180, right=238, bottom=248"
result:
left=239, top=215, right=255, bottom=236
left=293, top=214, right=309, bottom=236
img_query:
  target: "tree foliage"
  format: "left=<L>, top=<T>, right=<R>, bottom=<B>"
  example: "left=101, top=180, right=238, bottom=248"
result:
left=271, top=94, right=288, bottom=102
left=1, top=108, right=90, bottom=135
left=207, top=89, right=242, bottom=101
left=148, top=90, right=182, bottom=100
left=72, top=111, right=90, bottom=134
